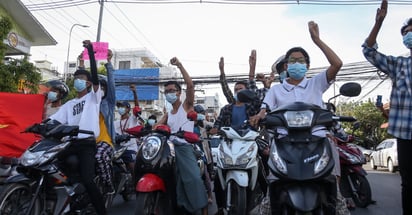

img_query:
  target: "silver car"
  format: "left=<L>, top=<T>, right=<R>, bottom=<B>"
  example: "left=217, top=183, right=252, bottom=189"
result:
left=370, top=138, right=398, bottom=173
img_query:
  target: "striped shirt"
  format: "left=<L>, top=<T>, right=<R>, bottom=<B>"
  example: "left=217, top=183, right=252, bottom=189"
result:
left=362, top=42, right=412, bottom=140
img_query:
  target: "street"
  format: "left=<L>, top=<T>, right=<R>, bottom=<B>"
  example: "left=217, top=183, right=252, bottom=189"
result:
left=108, top=163, right=402, bottom=215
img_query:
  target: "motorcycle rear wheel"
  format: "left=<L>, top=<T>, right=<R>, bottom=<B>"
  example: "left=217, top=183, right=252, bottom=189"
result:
left=135, top=192, right=168, bottom=215
left=351, top=174, right=372, bottom=208
left=0, top=183, right=41, bottom=215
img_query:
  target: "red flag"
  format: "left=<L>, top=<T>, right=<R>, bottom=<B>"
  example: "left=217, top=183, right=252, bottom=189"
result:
left=0, top=93, right=45, bottom=157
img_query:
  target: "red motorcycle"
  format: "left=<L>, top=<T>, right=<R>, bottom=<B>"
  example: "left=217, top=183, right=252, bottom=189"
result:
left=335, top=123, right=373, bottom=208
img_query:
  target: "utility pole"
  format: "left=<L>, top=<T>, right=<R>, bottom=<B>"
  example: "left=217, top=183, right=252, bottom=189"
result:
left=96, top=0, right=105, bottom=42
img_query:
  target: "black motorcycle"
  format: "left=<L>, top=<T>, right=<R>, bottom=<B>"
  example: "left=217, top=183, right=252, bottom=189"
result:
left=257, top=82, right=362, bottom=214
left=0, top=120, right=102, bottom=215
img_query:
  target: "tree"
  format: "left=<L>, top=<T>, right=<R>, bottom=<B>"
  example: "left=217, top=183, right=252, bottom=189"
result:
left=0, top=16, right=41, bottom=93
left=337, top=100, right=391, bottom=149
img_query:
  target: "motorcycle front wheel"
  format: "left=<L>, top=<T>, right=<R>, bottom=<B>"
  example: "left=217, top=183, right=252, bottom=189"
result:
left=227, top=180, right=247, bottom=215
left=351, top=174, right=372, bottom=208
left=0, top=183, right=41, bottom=215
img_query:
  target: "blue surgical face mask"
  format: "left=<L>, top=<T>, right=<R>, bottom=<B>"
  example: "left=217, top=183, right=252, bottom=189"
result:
left=197, top=114, right=205, bottom=121
left=47, top=91, right=58, bottom=102
left=74, top=79, right=87, bottom=92
left=148, top=119, right=156, bottom=126
left=287, top=63, right=307, bottom=80
left=118, top=107, right=126, bottom=116
left=403, top=32, right=412, bottom=49
left=233, top=93, right=238, bottom=102
left=165, top=93, right=178, bottom=104
left=279, top=71, right=287, bottom=83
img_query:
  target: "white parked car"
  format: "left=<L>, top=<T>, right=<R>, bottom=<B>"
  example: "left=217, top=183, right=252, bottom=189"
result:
left=370, top=138, right=398, bottom=173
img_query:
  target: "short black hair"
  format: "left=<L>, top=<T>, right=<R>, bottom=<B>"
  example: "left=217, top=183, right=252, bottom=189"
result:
left=73, top=69, right=91, bottom=81
left=235, top=80, right=249, bottom=89
left=401, top=18, right=412, bottom=35
left=285, top=47, right=310, bottom=65
left=164, top=80, right=181, bottom=91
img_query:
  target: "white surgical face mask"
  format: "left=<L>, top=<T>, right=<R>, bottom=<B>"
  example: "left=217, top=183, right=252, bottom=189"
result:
left=47, top=91, right=58, bottom=102
left=165, top=93, right=178, bottom=104
left=74, top=79, right=87, bottom=92
left=118, top=107, right=126, bottom=116
left=148, top=119, right=156, bottom=126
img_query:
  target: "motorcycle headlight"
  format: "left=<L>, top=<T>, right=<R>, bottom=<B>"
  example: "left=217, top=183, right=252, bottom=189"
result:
left=314, top=146, right=330, bottom=174
left=20, top=142, right=70, bottom=167
left=284, top=110, right=314, bottom=128
left=270, top=143, right=287, bottom=174
left=141, top=136, right=161, bottom=160
left=236, top=144, right=255, bottom=165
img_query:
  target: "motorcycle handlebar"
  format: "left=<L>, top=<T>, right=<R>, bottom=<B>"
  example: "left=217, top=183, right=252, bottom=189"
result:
left=333, top=116, right=357, bottom=122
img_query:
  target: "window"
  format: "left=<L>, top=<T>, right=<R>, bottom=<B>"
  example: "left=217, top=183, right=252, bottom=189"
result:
left=119, top=61, right=131, bottom=69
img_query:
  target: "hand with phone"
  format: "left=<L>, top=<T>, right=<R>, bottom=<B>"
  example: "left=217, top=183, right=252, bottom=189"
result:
left=376, top=95, right=383, bottom=107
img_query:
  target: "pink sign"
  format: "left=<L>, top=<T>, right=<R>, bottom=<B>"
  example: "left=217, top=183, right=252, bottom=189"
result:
left=82, top=42, right=109, bottom=60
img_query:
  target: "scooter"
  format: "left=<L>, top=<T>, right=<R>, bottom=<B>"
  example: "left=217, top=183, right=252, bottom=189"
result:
left=127, top=124, right=201, bottom=215
left=258, top=82, right=362, bottom=214
left=215, top=123, right=264, bottom=215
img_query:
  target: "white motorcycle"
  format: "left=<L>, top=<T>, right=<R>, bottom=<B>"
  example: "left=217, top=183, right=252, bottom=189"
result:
left=216, top=125, right=263, bottom=215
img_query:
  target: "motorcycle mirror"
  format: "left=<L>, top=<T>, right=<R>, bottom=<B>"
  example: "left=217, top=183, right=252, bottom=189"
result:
left=237, top=89, right=257, bottom=103
left=339, top=82, right=361, bottom=97
left=327, top=82, right=361, bottom=104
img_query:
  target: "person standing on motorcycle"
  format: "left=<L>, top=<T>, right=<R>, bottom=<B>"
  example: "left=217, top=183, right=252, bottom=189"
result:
left=156, top=57, right=208, bottom=215
left=250, top=21, right=343, bottom=215
left=49, top=40, right=107, bottom=215
left=363, top=1, right=412, bottom=213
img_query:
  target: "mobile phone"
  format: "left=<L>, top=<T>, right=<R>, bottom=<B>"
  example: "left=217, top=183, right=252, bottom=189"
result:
left=376, top=95, right=383, bottom=107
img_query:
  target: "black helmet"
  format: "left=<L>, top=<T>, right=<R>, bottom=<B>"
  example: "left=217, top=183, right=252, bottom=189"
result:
left=46, top=80, right=69, bottom=100
left=194, top=104, right=205, bottom=114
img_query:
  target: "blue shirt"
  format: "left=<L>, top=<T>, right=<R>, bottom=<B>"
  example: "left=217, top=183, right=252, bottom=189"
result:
left=231, top=104, right=247, bottom=129
left=362, top=42, right=412, bottom=140
left=100, top=62, right=116, bottom=144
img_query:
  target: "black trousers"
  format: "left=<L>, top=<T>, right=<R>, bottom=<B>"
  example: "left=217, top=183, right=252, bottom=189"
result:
left=397, top=138, right=412, bottom=215
left=62, top=139, right=107, bottom=215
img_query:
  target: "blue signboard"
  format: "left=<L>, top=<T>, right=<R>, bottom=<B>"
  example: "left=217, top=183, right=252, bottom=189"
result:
left=114, top=68, right=159, bottom=101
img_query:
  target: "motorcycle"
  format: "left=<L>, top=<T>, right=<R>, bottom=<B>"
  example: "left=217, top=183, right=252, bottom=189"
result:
left=334, top=122, right=373, bottom=208
left=0, top=120, right=103, bottom=215
left=257, top=82, right=362, bottom=214
left=128, top=119, right=204, bottom=215
left=103, top=134, right=137, bottom=208
left=215, top=123, right=264, bottom=215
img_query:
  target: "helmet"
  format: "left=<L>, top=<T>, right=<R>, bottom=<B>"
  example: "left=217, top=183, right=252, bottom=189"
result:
left=271, top=55, right=286, bottom=74
left=194, top=104, right=205, bottom=114
left=46, top=80, right=69, bottom=100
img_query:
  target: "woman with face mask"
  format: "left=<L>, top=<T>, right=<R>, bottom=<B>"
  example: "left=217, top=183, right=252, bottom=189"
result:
left=43, top=80, right=69, bottom=119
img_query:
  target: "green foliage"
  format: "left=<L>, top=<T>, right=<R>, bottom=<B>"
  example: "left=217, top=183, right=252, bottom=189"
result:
left=0, top=16, right=41, bottom=93
left=337, top=100, right=392, bottom=148
left=0, top=15, right=12, bottom=60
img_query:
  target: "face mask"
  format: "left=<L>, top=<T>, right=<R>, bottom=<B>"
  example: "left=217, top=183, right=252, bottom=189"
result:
left=403, top=32, right=412, bottom=49
left=233, top=93, right=238, bottom=102
left=165, top=93, right=178, bottom=104
left=197, top=114, right=205, bottom=121
left=118, top=107, right=126, bottom=116
left=287, top=63, right=307, bottom=80
left=148, top=119, right=156, bottom=126
left=74, top=79, right=87, bottom=92
left=279, top=71, right=287, bottom=83
left=47, top=91, right=58, bottom=102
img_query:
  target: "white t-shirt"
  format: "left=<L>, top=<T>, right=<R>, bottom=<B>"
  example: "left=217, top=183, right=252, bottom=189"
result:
left=167, top=104, right=194, bottom=133
left=50, top=87, right=102, bottom=138
left=114, top=115, right=140, bottom=151
left=262, top=71, right=331, bottom=111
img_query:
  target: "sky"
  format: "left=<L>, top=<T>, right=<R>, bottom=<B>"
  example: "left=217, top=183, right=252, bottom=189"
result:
left=20, top=0, right=412, bottom=105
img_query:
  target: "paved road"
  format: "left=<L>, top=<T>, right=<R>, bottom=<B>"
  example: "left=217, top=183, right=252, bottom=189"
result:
left=108, top=163, right=402, bottom=215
